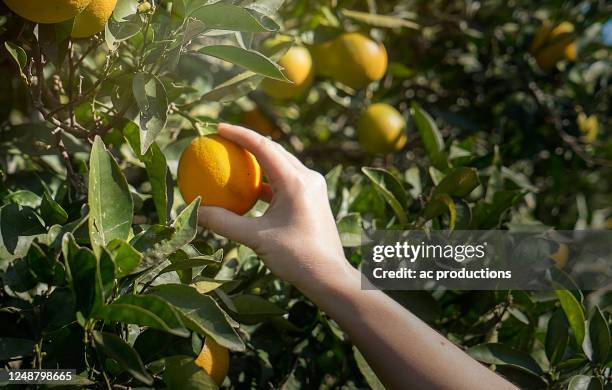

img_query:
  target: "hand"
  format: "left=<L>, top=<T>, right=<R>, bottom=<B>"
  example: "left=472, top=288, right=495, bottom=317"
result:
left=198, top=123, right=353, bottom=293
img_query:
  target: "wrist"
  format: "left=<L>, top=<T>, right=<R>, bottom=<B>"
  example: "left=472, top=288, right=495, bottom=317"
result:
left=297, top=260, right=361, bottom=308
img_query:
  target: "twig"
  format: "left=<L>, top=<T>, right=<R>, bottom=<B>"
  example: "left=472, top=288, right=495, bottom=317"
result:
left=52, top=127, right=85, bottom=199
left=73, top=38, right=103, bottom=68
left=98, top=103, right=131, bottom=134
left=68, top=40, right=76, bottom=128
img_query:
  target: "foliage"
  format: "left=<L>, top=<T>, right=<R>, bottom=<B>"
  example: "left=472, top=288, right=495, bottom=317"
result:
left=0, top=0, right=610, bottom=388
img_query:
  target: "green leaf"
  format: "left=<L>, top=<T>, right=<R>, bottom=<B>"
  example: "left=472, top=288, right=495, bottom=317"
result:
left=96, top=249, right=116, bottom=313
left=108, top=239, right=143, bottom=279
left=584, top=307, right=610, bottom=364
left=0, top=338, right=35, bottom=360
left=353, top=347, right=385, bottom=390
left=467, top=343, right=543, bottom=376
left=336, top=213, right=362, bottom=247
left=149, top=198, right=201, bottom=258
left=96, top=295, right=189, bottom=337
left=62, top=234, right=98, bottom=317
left=88, top=136, right=133, bottom=255
left=568, top=375, right=604, bottom=390
left=198, top=71, right=263, bottom=103
left=411, top=102, right=448, bottom=171
left=471, top=190, right=525, bottom=229
left=0, top=204, right=46, bottom=261
left=4, top=42, right=27, bottom=79
left=191, top=278, right=230, bottom=294
left=160, top=257, right=219, bottom=274
left=149, top=284, right=244, bottom=351
left=432, top=167, right=480, bottom=198
left=92, top=331, right=153, bottom=385
left=231, top=294, right=286, bottom=325
left=4, top=190, right=41, bottom=208
left=325, top=165, right=343, bottom=200
left=198, top=45, right=287, bottom=81
left=27, top=243, right=65, bottom=285
left=41, top=191, right=68, bottom=225
left=191, top=3, right=279, bottom=32
left=132, top=73, right=169, bottom=154
left=545, top=309, right=569, bottom=366
left=4, top=258, right=37, bottom=292
left=340, top=9, right=419, bottom=29
left=556, top=288, right=586, bottom=346
left=361, top=167, right=409, bottom=225
left=105, top=0, right=142, bottom=49
left=130, top=225, right=174, bottom=253
left=547, top=267, right=583, bottom=302
left=423, top=193, right=456, bottom=228
left=124, top=121, right=172, bottom=223
left=161, top=355, right=218, bottom=390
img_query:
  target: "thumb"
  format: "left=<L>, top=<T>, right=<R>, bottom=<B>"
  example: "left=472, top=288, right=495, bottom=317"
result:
left=198, top=206, right=259, bottom=247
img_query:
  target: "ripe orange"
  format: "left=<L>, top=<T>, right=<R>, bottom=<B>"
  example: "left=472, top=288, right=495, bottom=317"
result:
left=358, top=103, right=407, bottom=154
left=308, top=40, right=337, bottom=77
left=195, top=338, right=230, bottom=386
left=240, top=109, right=282, bottom=140
left=326, top=33, right=388, bottom=89
left=530, top=21, right=576, bottom=71
left=177, top=135, right=262, bottom=215
left=72, top=0, right=117, bottom=38
left=550, top=242, right=569, bottom=269
left=4, top=0, right=92, bottom=24
left=261, top=46, right=314, bottom=100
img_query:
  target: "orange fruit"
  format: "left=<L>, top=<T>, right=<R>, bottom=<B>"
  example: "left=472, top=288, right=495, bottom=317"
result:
left=308, top=40, right=337, bottom=77
left=358, top=103, right=407, bottom=154
left=327, top=33, right=387, bottom=89
left=240, top=109, right=282, bottom=140
left=4, top=0, right=92, bottom=24
left=72, top=0, right=117, bottom=38
left=177, top=135, right=262, bottom=215
left=530, top=21, right=576, bottom=71
left=195, top=338, right=230, bottom=386
left=550, top=242, right=569, bottom=269
left=261, top=46, right=314, bottom=100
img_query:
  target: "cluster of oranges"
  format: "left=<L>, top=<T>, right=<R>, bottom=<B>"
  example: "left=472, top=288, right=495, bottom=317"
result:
left=177, top=32, right=408, bottom=223
left=4, top=0, right=118, bottom=38
left=251, top=32, right=408, bottom=155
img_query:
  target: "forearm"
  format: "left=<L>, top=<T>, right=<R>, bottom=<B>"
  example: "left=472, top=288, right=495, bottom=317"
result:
left=300, top=264, right=518, bottom=390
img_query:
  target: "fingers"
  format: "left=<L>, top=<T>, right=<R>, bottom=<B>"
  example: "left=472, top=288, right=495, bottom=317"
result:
left=274, top=143, right=306, bottom=172
left=198, top=206, right=259, bottom=247
left=217, top=123, right=295, bottom=184
left=259, top=183, right=274, bottom=203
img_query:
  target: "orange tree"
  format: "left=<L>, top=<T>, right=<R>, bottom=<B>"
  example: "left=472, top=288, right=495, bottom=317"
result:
left=0, top=0, right=611, bottom=388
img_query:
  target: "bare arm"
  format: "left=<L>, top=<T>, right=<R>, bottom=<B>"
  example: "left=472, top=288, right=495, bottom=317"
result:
left=199, top=123, right=518, bottom=390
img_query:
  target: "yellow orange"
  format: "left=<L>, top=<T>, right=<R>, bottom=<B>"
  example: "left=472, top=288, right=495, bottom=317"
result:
left=195, top=338, right=230, bottom=386
left=261, top=46, right=314, bottom=100
left=530, top=21, right=576, bottom=71
left=358, top=103, right=407, bottom=154
left=308, top=40, right=337, bottom=77
left=72, top=0, right=117, bottom=38
left=327, top=33, right=387, bottom=89
left=577, top=113, right=599, bottom=143
left=4, top=0, right=91, bottom=24
left=550, top=242, right=569, bottom=269
left=177, top=135, right=262, bottom=215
